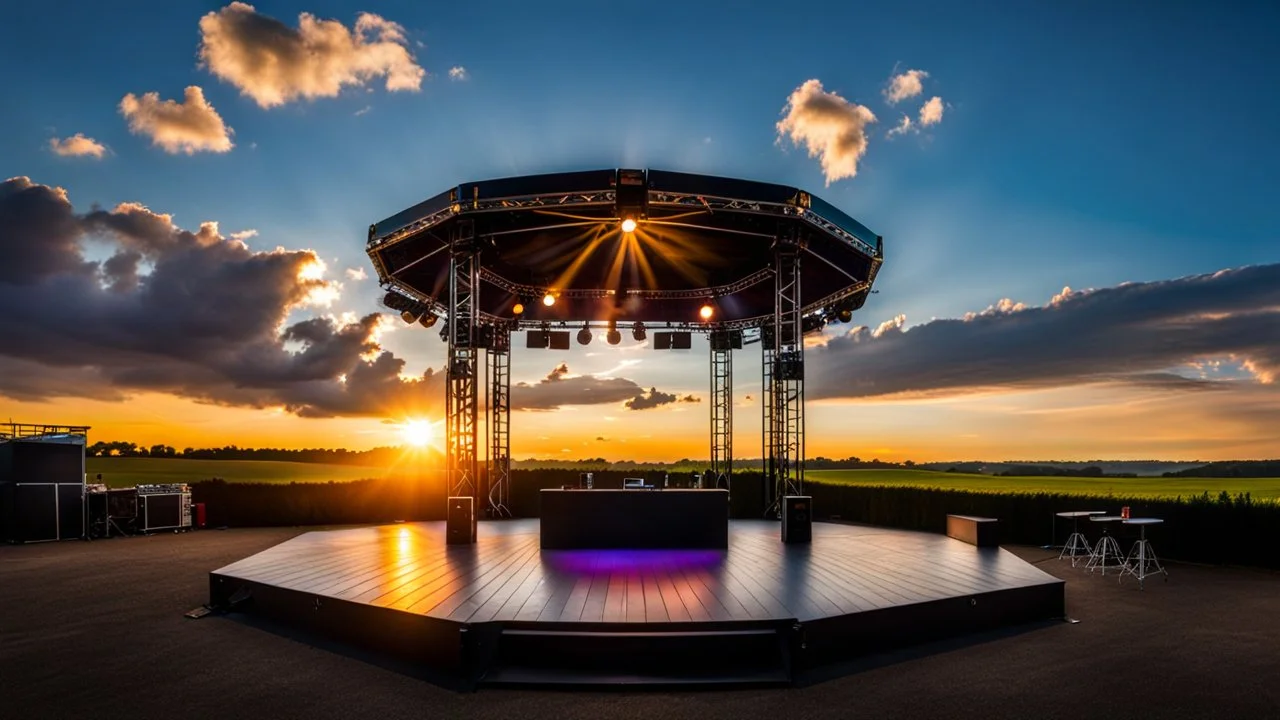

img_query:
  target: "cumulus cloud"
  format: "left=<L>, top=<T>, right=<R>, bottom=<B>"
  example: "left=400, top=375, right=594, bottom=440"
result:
left=0, top=176, right=443, bottom=418
left=884, top=69, right=928, bottom=105
left=919, top=96, right=944, bottom=126
left=448, top=66, right=468, bottom=81
left=345, top=266, right=367, bottom=281
left=776, top=79, right=877, bottom=185
left=49, top=134, right=107, bottom=159
left=229, top=229, right=258, bottom=242
left=886, top=115, right=913, bottom=139
left=198, top=2, right=425, bottom=108
left=119, top=86, right=233, bottom=155
left=624, top=388, right=700, bottom=411
left=512, top=363, right=681, bottom=411
left=805, top=265, right=1280, bottom=400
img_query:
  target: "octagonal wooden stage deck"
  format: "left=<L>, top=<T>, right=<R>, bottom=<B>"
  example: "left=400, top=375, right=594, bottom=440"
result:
left=210, top=519, right=1064, bottom=687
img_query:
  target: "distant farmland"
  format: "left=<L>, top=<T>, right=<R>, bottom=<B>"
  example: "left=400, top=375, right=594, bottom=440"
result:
left=85, top=457, right=439, bottom=488
left=807, top=469, right=1280, bottom=500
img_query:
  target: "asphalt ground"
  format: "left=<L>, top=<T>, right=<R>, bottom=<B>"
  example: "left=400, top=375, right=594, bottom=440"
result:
left=2, top=527, right=1278, bottom=720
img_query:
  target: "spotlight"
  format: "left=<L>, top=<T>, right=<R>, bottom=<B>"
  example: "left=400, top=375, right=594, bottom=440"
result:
left=838, top=308, right=853, bottom=323
left=512, top=302, right=525, bottom=316
left=631, top=322, right=646, bottom=341
left=620, top=217, right=637, bottom=234
left=542, top=292, right=556, bottom=307
left=577, top=325, right=593, bottom=345
left=401, top=310, right=420, bottom=324
left=419, top=314, right=437, bottom=329
left=699, top=303, right=714, bottom=321
left=606, top=319, right=621, bottom=345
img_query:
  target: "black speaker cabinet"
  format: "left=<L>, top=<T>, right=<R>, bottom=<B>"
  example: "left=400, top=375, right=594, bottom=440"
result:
left=447, top=496, right=476, bottom=544
left=782, top=495, right=812, bottom=544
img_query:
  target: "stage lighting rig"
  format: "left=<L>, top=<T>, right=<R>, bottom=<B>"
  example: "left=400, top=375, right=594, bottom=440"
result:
left=577, top=324, right=593, bottom=345
left=606, top=319, right=621, bottom=345
left=620, top=217, right=637, bottom=234
left=401, top=310, right=421, bottom=324
left=512, top=300, right=525, bottom=316
left=419, top=314, right=438, bottom=329
left=542, top=292, right=557, bottom=307
left=632, top=322, right=646, bottom=341
left=699, top=303, right=715, bottom=321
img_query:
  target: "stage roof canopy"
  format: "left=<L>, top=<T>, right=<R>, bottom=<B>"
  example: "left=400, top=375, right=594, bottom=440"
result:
left=367, top=169, right=883, bottom=329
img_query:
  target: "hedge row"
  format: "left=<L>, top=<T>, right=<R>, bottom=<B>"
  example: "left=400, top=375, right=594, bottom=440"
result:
left=189, top=470, right=1279, bottom=569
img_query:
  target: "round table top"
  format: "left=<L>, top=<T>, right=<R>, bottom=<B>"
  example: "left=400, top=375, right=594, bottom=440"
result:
left=1124, top=518, right=1163, bottom=525
left=1057, top=511, right=1105, bottom=518
left=1090, top=515, right=1125, bottom=522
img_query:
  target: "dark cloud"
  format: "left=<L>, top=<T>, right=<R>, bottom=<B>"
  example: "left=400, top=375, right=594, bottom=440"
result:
left=806, top=264, right=1280, bottom=399
left=624, top=388, right=701, bottom=411
left=0, top=176, right=440, bottom=418
left=512, top=363, right=665, bottom=411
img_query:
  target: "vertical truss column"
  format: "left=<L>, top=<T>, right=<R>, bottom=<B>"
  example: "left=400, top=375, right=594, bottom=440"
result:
left=710, top=340, right=733, bottom=481
left=761, top=332, right=775, bottom=513
left=766, top=232, right=805, bottom=517
left=487, top=326, right=512, bottom=518
left=446, top=221, right=479, bottom=515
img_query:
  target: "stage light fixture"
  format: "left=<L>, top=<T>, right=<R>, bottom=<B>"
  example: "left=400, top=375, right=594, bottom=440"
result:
left=419, top=314, right=438, bottom=329
left=620, top=217, right=637, bottom=234
left=632, top=322, right=646, bottom=341
left=512, top=302, right=525, bottom=316
left=606, top=319, right=621, bottom=345
left=401, top=310, right=420, bottom=324
left=542, top=292, right=556, bottom=307
left=838, top=308, right=853, bottom=323
left=577, top=324, right=593, bottom=346
left=699, top=303, right=714, bottom=321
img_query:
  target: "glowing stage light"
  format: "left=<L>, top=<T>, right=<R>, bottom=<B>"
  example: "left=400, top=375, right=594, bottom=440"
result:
left=620, top=218, right=638, bottom=234
left=542, top=292, right=556, bottom=307
left=699, top=304, right=714, bottom=321
left=419, top=314, right=437, bottom=329
left=512, top=302, right=525, bottom=316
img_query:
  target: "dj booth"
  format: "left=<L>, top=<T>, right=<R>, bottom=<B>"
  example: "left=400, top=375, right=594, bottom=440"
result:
left=540, top=488, right=729, bottom=549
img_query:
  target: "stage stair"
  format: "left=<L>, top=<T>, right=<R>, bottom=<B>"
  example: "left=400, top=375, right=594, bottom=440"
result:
left=477, top=621, right=796, bottom=687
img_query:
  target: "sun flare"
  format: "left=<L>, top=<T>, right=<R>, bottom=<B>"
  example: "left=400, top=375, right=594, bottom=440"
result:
left=399, top=419, right=439, bottom=449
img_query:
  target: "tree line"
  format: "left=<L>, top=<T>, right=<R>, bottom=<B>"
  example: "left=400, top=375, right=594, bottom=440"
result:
left=86, top=441, right=412, bottom=467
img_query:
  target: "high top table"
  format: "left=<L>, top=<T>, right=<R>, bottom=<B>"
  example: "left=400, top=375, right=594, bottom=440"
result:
left=1086, top=516, right=1126, bottom=575
left=1056, top=511, right=1104, bottom=565
left=1120, top=518, right=1168, bottom=590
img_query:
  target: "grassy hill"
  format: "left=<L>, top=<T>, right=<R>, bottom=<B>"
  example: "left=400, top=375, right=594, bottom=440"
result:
left=85, top=456, right=439, bottom=488
left=807, top=469, right=1280, bottom=500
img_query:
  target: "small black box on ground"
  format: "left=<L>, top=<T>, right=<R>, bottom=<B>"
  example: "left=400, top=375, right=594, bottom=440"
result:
left=447, top=496, right=476, bottom=544
left=946, top=514, right=999, bottom=547
left=782, top=495, right=812, bottom=544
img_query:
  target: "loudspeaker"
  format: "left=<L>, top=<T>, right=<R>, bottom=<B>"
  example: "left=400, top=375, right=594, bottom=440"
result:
left=782, top=495, right=812, bottom=544
left=447, top=496, right=476, bottom=544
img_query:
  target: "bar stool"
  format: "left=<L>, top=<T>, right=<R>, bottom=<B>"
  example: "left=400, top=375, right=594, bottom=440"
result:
left=1056, top=511, right=1103, bottom=566
left=1120, top=518, right=1168, bottom=590
left=1086, top=516, right=1125, bottom=575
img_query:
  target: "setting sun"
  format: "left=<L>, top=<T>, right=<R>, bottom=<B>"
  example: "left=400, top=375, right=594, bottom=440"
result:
left=399, top=419, right=439, bottom=449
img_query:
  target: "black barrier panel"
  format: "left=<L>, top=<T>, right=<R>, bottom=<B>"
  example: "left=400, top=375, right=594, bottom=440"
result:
left=10, top=442, right=82, bottom=485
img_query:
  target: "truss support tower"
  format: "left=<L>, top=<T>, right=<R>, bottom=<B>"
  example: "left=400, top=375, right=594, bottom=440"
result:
left=446, top=221, right=480, bottom=537
left=710, top=338, right=733, bottom=484
left=765, top=232, right=805, bottom=517
left=487, top=326, right=512, bottom=518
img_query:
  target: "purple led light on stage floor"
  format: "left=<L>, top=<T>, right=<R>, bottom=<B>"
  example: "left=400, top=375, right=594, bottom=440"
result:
left=545, top=549, right=725, bottom=574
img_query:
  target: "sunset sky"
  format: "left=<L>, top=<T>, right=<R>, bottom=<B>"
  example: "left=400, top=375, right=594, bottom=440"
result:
left=2, top=2, right=1278, bottom=462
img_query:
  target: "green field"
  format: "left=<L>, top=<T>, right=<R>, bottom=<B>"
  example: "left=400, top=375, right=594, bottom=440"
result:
left=85, top=457, right=395, bottom=488
left=807, top=469, right=1280, bottom=500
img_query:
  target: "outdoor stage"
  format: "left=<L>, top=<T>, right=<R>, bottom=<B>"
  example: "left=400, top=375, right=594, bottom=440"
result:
left=210, top=520, right=1065, bottom=687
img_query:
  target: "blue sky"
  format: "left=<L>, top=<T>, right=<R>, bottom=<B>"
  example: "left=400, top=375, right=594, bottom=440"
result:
left=2, top=2, right=1279, bottom=459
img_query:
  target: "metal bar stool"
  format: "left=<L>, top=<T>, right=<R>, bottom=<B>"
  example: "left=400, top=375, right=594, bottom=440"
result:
left=1120, top=518, right=1168, bottom=590
left=1085, top=516, right=1125, bottom=575
left=1056, top=511, right=1103, bottom=566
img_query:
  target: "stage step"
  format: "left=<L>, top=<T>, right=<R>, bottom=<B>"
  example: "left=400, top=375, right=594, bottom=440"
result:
left=480, top=624, right=795, bottom=687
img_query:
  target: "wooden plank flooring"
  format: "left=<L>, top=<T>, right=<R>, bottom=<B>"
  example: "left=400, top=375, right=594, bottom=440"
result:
left=214, top=520, right=1061, bottom=625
